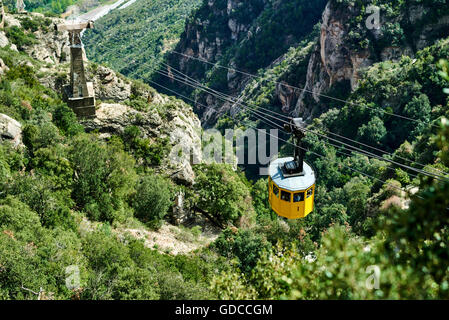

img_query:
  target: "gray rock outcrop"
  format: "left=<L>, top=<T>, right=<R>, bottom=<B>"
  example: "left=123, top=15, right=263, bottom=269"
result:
left=0, top=114, right=22, bottom=148
left=81, top=94, right=203, bottom=185
left=292, top=1, right=449, bottom=120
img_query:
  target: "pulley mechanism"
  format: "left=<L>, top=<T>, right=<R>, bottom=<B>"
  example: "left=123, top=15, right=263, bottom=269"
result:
left=282, top=118, right=307, bottom=177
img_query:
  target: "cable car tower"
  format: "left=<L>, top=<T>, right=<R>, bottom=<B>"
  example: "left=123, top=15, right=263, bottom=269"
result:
left=268, top=118, right=316, bottom=219
left=0, top=1, right=5, bottom=29
left=55, top=21, right=96, bottom=118
left=16, top=0, right=27, bottom=13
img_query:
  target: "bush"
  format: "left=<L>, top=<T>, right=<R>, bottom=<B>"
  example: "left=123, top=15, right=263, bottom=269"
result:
left=30, top=145, right=74, bottom=189
left=0, top=196, right=86, bottom=300
left=251, top=178, right=272, bottom=220
left=122, top=126, right=171, bottom=166
left=0, top=147, right=11, bottom=184
left=132, top=174, right=174, bottom=229
left=22, top=113, right=63, bottom=155
left=4, top=173, right=75, bottom=229
left=6, top=64, right=39, bottom=87
left=212, top=228, right=269, bottom=275
left=193, top=163, right=255, bottom=225
left=0, top=196, right=41, bottom=237
left=69, top=134, right=137, bottom=222
left=4, top=26, right=36, bottom=50
left=52, top=104, right=84, bottom=137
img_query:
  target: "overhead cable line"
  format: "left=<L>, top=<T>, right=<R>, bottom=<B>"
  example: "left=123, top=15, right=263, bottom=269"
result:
left=83, top=44, right=448, bottom=178
left=170, top=50, right=442, bottom=129
left=161, top=61, right=449, bottom=176
left=156, top=59, right=449, bottom=176
left=247, top=106, right=421, bottom=180
left=147, top=77, right=419, bottom=197
left=156, top=66, right=447, bottom=182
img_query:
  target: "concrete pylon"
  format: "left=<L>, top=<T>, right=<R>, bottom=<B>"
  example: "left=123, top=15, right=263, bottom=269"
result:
left=0, top=1, right=5, bottom=29
left=16, top=0, right=27, bottom=13
left=56, top=21, right=96, bottom=118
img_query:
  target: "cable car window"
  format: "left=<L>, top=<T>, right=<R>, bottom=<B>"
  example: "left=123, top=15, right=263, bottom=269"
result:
left=273, top=185, right=279, bottom=197
left=307, top=188, right=313, bottom=198
left=293, top=192, right=304, bottom=202
left=281, top=190, right=291, bottom=202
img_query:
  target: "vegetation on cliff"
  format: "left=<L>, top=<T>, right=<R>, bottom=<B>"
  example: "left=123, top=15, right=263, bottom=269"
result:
left=83, top=0, right=202, bottom=80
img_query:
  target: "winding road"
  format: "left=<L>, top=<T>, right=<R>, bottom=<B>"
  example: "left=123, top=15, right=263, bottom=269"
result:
left=69, top=0, right=138, bottom=23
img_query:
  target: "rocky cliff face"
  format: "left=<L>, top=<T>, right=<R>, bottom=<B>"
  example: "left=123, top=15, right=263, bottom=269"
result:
left=159, top=0, right=270, bottom=126
left=176, top=0, right=265, bottom=67
left=0, top=113, right=22, bottom=148
left=292, top=0, right=449, bottom=120
left=159, top=0, right=448, bottom=127
left=81, top=95, right=203, bottom=185
left=155, top=0, right=332, bottom=127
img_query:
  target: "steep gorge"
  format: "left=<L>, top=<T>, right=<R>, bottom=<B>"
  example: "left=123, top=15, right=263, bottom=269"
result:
left=155, top=0, right=449, bottom=127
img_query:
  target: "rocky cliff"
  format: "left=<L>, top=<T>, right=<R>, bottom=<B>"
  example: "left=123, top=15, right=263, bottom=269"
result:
left=156, top=0, right=448, bottom=127
left=293, top=0, right=449, bottom=120
left=156, top=0, right=326, bottom=127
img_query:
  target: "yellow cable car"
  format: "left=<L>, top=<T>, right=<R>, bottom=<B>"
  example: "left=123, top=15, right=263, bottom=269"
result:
left=268, top=118, right=316, bottom=219
left=268, top=158, right=315, bottom=219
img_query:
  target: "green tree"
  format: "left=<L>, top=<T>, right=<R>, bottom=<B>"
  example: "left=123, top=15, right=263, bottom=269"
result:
left=343, top=176, right=371, bottom=231
left=212, top=228, right=269, bottom=275
left=403, top=94, right=431, bottom=138
left=193, top=163, right=255, bottom=225
left=5, top=173, right=75, bottom=229
left=132, top=174, right=174, bottom=229
left=357, top=116, right=387, bottom=146
left=0, top=196, right=86, bottom=299
left=52, top=104, right=83, bottom=137
left=69, top=134, right=137, bottom=222
left=251, top=178, right=272, bottom=219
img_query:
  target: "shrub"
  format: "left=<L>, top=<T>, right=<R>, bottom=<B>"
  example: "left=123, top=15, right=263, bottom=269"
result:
left=132, top=174, right=174, bottom=229
left=69, top=134, right=137, bottom=222
left=122, top=126, right=171, bottom=166
left=4, top=173, right=75, bottom=229
left=193, top=163, right=255, bottom=225
left=5, top=64, right=39, bottom=87
left=251, top=178, right=272, bottom=220
left=212, top=228, right=269, bottom=275
left=22, top=113, right=63, bottom=155
left=52, top=104, right=84, bottom=137
left=0, top=147, right=11, bottom=184
left=4, top=26, right=36, bottom=50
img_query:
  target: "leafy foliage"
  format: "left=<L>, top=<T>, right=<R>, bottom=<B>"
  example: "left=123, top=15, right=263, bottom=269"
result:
left=132, top=174, right=174, bottom=229
left=69, top=134, right=137, bottom=222
left=2, top=0, right=449, bottom=301
left=193, top=163, right=255, bottom=225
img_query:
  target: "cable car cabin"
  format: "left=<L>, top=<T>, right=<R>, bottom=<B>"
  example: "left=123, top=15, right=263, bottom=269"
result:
left=268, top=157, right=315, bottom=219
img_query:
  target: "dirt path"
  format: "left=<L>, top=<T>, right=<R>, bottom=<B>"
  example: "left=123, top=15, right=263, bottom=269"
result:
left=80, top=217, right=219, bottom=255
left=119, top=224, right=219, bottom=255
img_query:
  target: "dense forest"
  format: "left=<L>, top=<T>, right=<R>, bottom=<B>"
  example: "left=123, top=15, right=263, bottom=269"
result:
left=1, top=0, right=449, bottom=300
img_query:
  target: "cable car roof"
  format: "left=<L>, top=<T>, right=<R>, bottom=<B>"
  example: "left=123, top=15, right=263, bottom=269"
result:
left=269, top=157, right=315, bottom=192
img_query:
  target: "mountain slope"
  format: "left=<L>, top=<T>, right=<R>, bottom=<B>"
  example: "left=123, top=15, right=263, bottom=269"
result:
left=83, top=0, right=202, bottom=80
left=0, top=12, right=232, bottom=300
left=154, top=0, right=449, bottom=127
left=2, top=3, right=449, bottom=301
left=154, top=0, right=328, bottom=126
